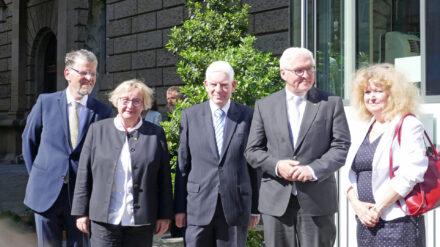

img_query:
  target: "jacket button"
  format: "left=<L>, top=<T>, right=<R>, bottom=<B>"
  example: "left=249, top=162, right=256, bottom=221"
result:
left=130, top=148, right=135, bottom=152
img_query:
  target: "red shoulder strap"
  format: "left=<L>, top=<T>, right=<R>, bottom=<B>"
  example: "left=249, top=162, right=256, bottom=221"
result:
left=389, top=113, right=415, bottom=178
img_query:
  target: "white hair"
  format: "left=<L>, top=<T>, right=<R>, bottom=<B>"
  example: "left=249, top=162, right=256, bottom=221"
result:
left=279, top=47, right=315, bottom=70
left=205, top=61, right=235, bottom=82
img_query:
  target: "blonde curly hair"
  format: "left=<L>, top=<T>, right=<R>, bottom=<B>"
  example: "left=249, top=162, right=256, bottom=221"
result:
left=350, top=63, right=419, bottom=121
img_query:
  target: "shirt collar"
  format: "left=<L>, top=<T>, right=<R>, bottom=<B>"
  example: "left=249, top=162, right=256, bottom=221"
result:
left=285, top=87, right=306, bottom=102
left=66, top=88, right=88, bottom=107
left=114, top=114, right=143, bottom=132
left=209, top=99, right=231, bottom=116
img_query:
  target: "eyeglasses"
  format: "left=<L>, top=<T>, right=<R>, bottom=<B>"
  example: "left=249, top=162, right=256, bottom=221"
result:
left=119, top=97, right=143, bottom=107
left=285, top=67, right=315, bottom=77
left=69, top=67, right=97, bottom=78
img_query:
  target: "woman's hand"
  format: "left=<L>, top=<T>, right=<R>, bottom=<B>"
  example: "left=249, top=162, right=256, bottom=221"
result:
left=347, top=187, right=380, bottom=227
left=352, top=200, right=380, bottom=227
left=155, top=219, right=170, bottom=235
left=76, top=216, right=90, bottom=234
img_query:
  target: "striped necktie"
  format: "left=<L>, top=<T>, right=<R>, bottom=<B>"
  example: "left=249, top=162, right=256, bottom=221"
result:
left=214, top=109, right=226, bottom=156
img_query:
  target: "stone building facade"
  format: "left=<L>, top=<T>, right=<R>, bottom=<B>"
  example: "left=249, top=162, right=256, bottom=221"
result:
left=0, top=0, right=289, bottom=159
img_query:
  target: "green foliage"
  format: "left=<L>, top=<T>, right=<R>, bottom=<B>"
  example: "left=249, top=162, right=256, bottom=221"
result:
left=0, top=210, right=35, bottom=233
left=0, top=210, right=21, bottom=224
left=167, top=0, right=249, bottom=55
left=247, top=228, right=265, bottom=247
left=96, top=0, right=106, bottom=9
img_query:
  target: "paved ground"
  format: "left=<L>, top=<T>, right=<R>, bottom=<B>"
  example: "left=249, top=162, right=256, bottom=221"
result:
left=0, top=162, right=181, bottom=246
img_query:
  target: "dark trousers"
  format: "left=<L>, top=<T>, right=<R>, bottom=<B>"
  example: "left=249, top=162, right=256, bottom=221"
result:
left=170, top=220, right=184, bottom=237
left=185, top=196, right=248, bottom=247
left=34, top=184, right=86, bottom=247
left=90, top=221, right=153, bottom=247
left=262, top=195, right=336, bottom=247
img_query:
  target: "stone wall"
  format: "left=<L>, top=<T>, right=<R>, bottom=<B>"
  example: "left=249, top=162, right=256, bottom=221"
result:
left=104, top=0, right=186, bottom=113
left=0, top=0, right=12, bottom=120
left=245, top=0, right=290, bottom=56
left=0, top=0, right=291, bottom=157
left=105, top=0, right=290, bottom=113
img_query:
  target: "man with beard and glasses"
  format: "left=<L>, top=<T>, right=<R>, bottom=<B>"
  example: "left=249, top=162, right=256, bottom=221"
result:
left=22, top=49, right=113, bottom=247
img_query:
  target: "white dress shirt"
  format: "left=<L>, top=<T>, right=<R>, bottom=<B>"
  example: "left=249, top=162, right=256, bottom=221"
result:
left=108, top=115, right=143, bottom=226
left=286, top=88, right=306, bottom=147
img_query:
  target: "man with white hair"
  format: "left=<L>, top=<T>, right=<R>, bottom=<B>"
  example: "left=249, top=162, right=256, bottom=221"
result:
left=174, top=61, right=260, bottom=247
left=245, top=47, right=351, bottom=247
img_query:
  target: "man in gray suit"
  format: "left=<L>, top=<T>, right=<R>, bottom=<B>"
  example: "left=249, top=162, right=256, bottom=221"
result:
left=174, top=61, right=260, bottom=247
left=244, top=47, right=350, bottom=247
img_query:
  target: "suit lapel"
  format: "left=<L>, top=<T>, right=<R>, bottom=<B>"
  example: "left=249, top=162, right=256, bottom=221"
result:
left=219, top=101, right=239, bottom=163
left=58, top=91, right=72, bottom=150
left=295, top=88, right=321, bottom=150
left=202, top=102, right=219, bottom=159
left=77, top=97, right=97, bottom=145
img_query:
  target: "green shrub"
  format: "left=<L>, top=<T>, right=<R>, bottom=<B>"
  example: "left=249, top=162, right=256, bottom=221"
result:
left=247, top=228, right=264, bottom=247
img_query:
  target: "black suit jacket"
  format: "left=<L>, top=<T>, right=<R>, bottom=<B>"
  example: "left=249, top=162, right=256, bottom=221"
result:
left=71, top=119, right=173, bottom=224
left=22, top=90, right=113, bottom=213
left=245, top=87, right=350, bottom=216
left=174, top=100, right=260, bottom=227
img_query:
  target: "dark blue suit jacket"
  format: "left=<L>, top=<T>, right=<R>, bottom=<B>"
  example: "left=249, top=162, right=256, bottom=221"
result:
left=175, top=100, right=260, bottom=227
left=22, top=90, right=113, bottom=213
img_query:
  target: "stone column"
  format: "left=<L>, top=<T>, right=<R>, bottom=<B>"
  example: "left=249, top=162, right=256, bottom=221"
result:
left=57, top=0, right=68, bottom=90
left=10, top=0, right=25, bottom=120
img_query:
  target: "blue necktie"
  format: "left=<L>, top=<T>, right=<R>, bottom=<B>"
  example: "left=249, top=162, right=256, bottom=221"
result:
left=214, top=109, right=226, bottom=156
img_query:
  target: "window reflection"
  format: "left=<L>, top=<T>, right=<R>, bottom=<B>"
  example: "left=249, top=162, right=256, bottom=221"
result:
left=316, top=0, right=344, bottom=97
left=356, top=0, right=420, bottom=67
left=426, top=0, right=440, bottom=95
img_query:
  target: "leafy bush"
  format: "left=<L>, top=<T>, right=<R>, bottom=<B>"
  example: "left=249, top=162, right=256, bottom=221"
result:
left=247, top=228, right=264, bottom=247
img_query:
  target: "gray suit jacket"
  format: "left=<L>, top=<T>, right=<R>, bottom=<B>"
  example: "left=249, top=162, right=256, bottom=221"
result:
left=174, top=100, right=260, bottom=227
left=71, top=118, right=173, bottom=225
left=244, top=87, right=350, bottom=217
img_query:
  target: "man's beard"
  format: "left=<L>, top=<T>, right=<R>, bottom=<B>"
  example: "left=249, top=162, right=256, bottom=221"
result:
left=166, top=105, right=175, bottom=113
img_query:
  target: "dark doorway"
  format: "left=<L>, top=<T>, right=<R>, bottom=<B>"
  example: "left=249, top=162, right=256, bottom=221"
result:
left=43, top=33, right=57, bottom=93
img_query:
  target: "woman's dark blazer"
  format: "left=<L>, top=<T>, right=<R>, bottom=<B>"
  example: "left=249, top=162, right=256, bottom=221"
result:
left=71, top=118, right=173, bottom=225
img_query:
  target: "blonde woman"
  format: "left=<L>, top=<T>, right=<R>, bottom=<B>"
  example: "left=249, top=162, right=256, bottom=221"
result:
left=72, top=79, right=173, bottom=247
left=345, top=63, right=428, bottom=246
